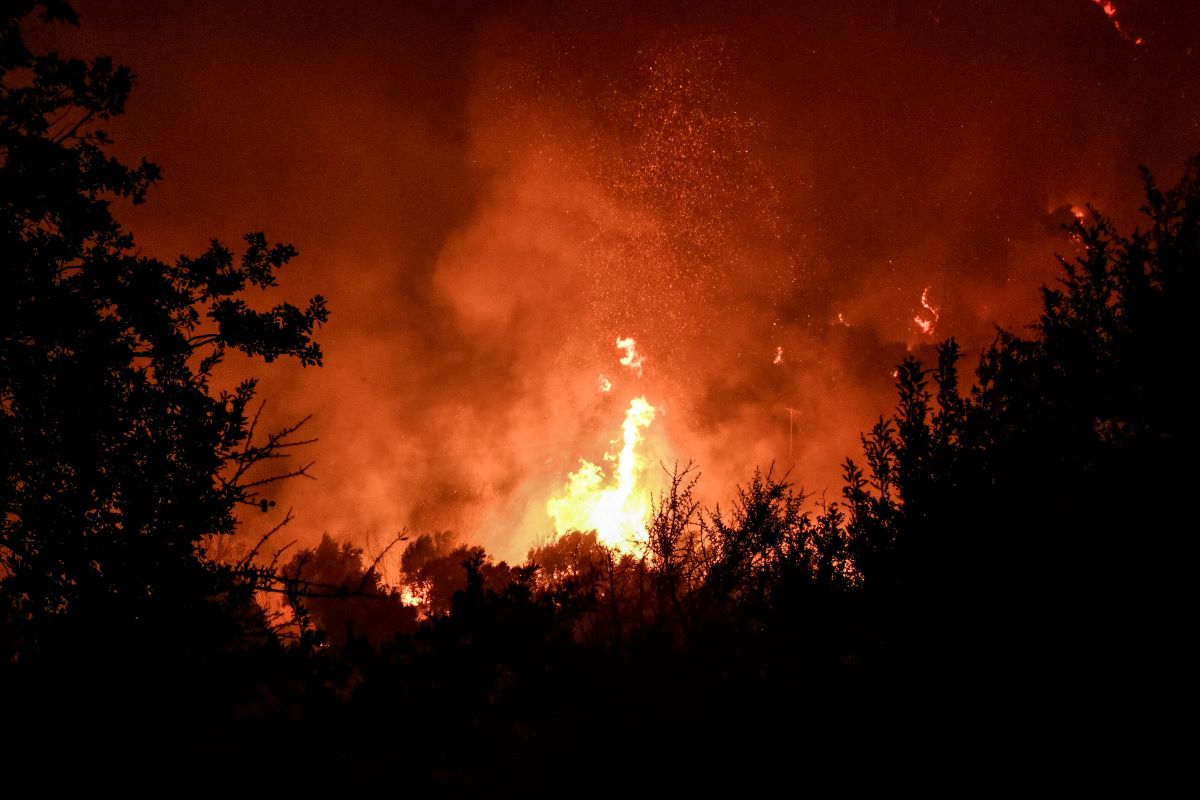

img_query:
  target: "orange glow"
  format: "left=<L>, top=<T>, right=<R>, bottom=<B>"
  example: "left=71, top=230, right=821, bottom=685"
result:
left=58, top=2, right=1195, bottom=564
left=616, top=337, right=644, bottom=376
left=546, top=397, right=657, bottom=553
left=773, top=346, right=784, bottom=364
left=913, top=286, right=940, bottom=336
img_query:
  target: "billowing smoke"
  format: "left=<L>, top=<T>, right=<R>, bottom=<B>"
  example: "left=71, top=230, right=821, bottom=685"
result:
left=61, top=0, right=1200, bottom=561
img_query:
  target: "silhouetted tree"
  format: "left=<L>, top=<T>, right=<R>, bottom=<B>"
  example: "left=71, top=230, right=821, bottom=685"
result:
left=281, top=534, right=417, bottom=647
left=397, top=530, right=522, bottom=617
left=0, top=3, right=328, bottom=662
left=645, top=461, right=703, bottom=635
left=831, top=158, right=1200, bottom=781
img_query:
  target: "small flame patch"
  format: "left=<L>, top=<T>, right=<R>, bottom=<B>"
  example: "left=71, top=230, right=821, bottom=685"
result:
left=616, top=336, right=644, bottom=376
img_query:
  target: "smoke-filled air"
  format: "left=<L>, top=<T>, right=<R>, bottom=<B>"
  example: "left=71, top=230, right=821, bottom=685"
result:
left=45, top=0, right=1196, bottom=564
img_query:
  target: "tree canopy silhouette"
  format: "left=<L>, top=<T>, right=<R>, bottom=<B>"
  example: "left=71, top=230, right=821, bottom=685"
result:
left=0, top=2, right=328, bottom=660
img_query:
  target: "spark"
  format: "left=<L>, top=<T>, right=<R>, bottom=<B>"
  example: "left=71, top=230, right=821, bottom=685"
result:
left=836, top=312, right=850, bottom=327
left=598, top=374, right=612, bottom=392
left=773, top=346, right=784, bottom=364
left=1068, top=206, right=1088, bottom=244
left=786, top=406, right=799, bottom=460
left=616, top=336, right=644, bottom=376
left=913, top=286, right=940, bottom=336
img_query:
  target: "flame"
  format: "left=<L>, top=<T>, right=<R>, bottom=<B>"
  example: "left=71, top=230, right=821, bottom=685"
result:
left=913, top=286, right=940, bottom=336
left=546, top=396, right=657, bottom=553
left=616, top=336, right=644, bottom=376
left=773, top=346, right=784, bottom=364
left=836, top=312, right=850, bottom=327
left=598, top=374, right=612, bottom=392
left=1089, top=0, right=1143, bottom=45
left=400, top=582, right=429, bottom=608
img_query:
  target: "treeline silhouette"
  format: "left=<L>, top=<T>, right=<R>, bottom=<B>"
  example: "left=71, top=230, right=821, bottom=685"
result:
left=3, top=4, right=1196, bottom=794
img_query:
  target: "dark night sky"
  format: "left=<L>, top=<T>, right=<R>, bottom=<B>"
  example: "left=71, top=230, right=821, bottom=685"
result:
left=46, top=0, right=1200, bottom=559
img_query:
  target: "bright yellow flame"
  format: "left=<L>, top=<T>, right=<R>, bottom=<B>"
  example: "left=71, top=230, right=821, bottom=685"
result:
left=546, top=396, right=657, bottom=553
left=400, top=582, right=429, bottom=608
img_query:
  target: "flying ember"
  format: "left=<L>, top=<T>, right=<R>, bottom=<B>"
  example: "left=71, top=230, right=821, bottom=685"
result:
left=545, top=397, right=657, bottom=553
left=616, top=336, right=644, bottom=376
left=1090, top=0, right=1143, bottom=45
left=913, top=286, right=940, bottom=336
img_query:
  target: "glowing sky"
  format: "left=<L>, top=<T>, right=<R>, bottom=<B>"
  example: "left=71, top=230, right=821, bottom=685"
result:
left=52, top=0, right=1200, bottom=559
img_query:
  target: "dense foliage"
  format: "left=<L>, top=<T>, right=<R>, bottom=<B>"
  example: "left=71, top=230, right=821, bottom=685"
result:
left=1, top=3, right=326, bottom=663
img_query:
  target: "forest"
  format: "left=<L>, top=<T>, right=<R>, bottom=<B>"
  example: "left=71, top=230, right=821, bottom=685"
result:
left=2, top=3, right=1196, bottom=794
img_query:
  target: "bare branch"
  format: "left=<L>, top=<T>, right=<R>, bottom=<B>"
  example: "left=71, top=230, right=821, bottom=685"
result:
left=355, top=529, right=410, bottom=595
left=236, top=460, right=316, bottom=493
left=240, top=507, right=296, bottom=568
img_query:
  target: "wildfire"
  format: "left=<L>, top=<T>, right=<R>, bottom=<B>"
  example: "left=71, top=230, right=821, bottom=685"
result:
left=616, top=336, right=644, bottom=376
left=913, top=286, right=940, bottom=336
left=773, top=346, right=784, bottom=364
left=546, top=397, right=657, bottom=553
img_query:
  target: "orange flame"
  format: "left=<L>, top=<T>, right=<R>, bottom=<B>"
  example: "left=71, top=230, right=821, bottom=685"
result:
left=616, top=336, right=644, bottom=376
left=598, top=374, right=612, bottom=392
left=546, top=396, right=657, bottom=553
left=400, top=582, right=429, bottom=608
left=913, top=286, right=940, bottom=336
left=1090, top=0, right=1143, bottom=45
left=773, top=346, right=784, bottom=364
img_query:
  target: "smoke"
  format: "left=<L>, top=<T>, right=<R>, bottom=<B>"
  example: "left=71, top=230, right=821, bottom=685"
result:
left=63, top=0, right=1200, bottom=561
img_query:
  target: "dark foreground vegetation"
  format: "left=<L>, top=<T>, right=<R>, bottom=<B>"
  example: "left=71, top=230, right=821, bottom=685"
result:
left=2, top=4, right=1196, bottom=794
